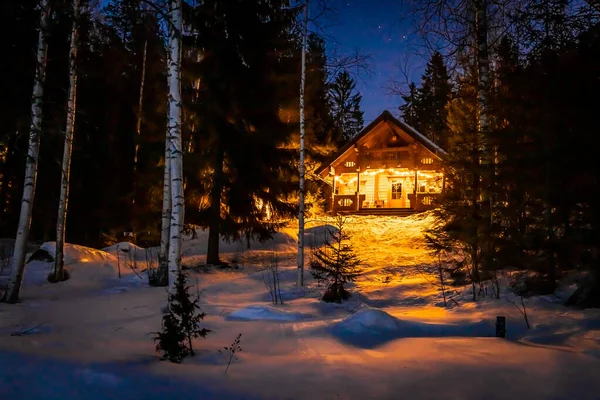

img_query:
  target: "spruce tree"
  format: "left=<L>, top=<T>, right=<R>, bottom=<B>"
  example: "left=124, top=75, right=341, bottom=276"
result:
left=305, top=33, right=336, bottom=151
left=398, top=52, right=452, bottom=148
left=153, top=271, right=211, bottom=362
left=329, top=70, right=364, bottom=144
left=153, top=309, right=188, bottom=363
left=417, top=51, right=452, bottom=148
left=425, top=63, right=492, bottom=300
left=310, top=216, right=361, bottom=303
left=182, top=0, right=300, bottom=265
left=399, top=82, right=421, bottom=131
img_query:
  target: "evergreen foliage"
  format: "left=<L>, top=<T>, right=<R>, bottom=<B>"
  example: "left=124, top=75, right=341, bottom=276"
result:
left=329, top=70, right=364, bottom=145
left=310, top=217, right=361, bottom=302
left=399, top=51, right=452, bottom=148
left=182, top=0, right=300, bottom=265
left=153, top=271, right=211, bottom=363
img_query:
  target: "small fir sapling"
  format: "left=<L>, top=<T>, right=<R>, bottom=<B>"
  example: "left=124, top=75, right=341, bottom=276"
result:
left=153, top=310, right=188, bottom=363
left=310, top=216, right=362, bottom=303
left=152, top=271, right=211, bottom=362
left=218, top=333, right=242, bottom=373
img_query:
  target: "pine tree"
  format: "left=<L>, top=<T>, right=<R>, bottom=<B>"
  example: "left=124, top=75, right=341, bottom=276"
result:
left=417, top=51, right=452, bottom=148
left=305, top=33, right=335, bottom=149
left=399, top=82, right=421, bottom=130
left=398, top=52, right=452, bottom=148
left=426, top=65, right=492, bottom=301
left=153, top=271, right=211, bottom=362
left=182, top=0, right=300, bottom=266
left=310, top=216, right=361, bottom=302
left=329, top=70, right=364, bottom=144
left=153, top=309, right=188, bottom=363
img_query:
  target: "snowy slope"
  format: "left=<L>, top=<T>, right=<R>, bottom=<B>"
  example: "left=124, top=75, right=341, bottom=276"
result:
left=1, top=212, right=599, bottom=399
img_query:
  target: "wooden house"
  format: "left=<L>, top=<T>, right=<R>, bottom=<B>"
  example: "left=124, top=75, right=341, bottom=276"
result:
left=315, top=111, right=446, bottom=215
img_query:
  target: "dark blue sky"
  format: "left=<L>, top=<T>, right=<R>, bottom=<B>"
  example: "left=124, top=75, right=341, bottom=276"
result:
left=99, top=0, right=422, bottom=124
left=320, top=0, right=424, bottom=124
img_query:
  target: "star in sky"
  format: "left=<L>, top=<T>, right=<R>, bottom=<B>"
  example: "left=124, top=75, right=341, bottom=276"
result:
left=321, top=0, right=426, bottom=124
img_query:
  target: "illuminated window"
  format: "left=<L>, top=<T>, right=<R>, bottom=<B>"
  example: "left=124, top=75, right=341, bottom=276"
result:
left=421, top=158, right=434, bottom=165
left=344, top=161, right=355, bottom=168
left=391, top=182, right=402, bottom=200
left=422, top=197, right=433, bottom=205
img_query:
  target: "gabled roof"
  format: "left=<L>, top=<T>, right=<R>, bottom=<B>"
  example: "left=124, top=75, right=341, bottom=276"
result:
left=315, top=110, right=446, bottom=175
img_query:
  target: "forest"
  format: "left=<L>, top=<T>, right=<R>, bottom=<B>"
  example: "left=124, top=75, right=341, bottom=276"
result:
left=0, top=0, right=365, bottom=294
left=1, top=0, right=600, bottom=308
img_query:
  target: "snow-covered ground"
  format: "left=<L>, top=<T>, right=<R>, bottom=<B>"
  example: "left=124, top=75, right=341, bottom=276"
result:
left=1, top=212, right=600, bottom=399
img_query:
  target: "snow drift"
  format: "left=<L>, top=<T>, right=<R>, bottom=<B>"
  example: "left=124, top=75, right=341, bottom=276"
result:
left=225, top=305, right=310, bottom=322
left=332, top=308, right=493, bottom=348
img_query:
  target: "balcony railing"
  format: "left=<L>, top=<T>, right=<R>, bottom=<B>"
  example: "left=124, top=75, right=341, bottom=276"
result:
left=408, top=193, right=442, bottom=211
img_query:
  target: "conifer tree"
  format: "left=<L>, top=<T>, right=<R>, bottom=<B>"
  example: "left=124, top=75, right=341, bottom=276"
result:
left=417, top=51, right=452, bottom=148
left=181, top=0, right=299, bottom=266
left=310, top=216, right=361, bottom=302
left=399, top=82, right=421, bottom=130
left=329, top=70, right=364, bottom=144
left=153, top=271, right=211, bottom=362
left=425, top=64, right=492, bottom=300
left=398, top=52, right=452, bottom=148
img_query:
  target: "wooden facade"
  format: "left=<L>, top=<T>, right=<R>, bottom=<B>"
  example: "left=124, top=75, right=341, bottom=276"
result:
left=316, top=111, right=446, bottom=215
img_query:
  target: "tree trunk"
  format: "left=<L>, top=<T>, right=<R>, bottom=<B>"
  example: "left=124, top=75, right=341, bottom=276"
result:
left=53, top=0, right=80, bottom=283
left=157, top=133, right=171, bottom=286
left=297, top=0, right=309, bottom=287
left=2, top=0, right=51, bottom=303
left=132, top=39, right=147, bottom=213
left=206, top=144, right=224, bottom=266
left=475, top=0, right=490, bottom=136
left=0, top=132, right=20, bottom=234
left=166, top=0, right=184, bottom=294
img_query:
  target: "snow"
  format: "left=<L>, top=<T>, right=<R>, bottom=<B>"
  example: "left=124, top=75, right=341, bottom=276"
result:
left=1, top=212, right=600, bottom=399
left=225, top=305, right=309, bottom=322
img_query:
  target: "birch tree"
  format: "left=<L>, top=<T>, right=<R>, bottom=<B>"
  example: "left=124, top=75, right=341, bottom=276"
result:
left=297, top=0, right=309, bottom=288
left=2, top=0, right=51, bottom=303
left=53, top=0, right=81, bottom=282
left=133, top=39, right=148, bottom=207
left=157, top=107, right=171, bottom=287
left=166, top=0, right=184, bottom=293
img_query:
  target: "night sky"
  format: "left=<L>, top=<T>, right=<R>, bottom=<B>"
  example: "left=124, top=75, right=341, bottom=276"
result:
left=321, top=0, right=424, bottom=124
left=98, top=0, right=423, bottom=124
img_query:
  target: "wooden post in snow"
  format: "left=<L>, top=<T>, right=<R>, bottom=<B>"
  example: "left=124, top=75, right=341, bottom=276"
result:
left=495, top=316, right=506, bottom=338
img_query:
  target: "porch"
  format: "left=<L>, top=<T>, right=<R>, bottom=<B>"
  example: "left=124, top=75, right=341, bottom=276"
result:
left=330, top=168, right=443, bottom=214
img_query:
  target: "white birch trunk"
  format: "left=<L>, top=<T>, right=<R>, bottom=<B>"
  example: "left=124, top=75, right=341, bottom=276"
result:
left=297, top=0, right=309, bottom=287
left=54, top=0, right=80, bottom=282
left=2, top=0, right=51, bottom=303
left=133, top=40, right=148, bottom=208
left=157, top=118, right=171, bottom=286
left=166, top=0, right=184, bottom=295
